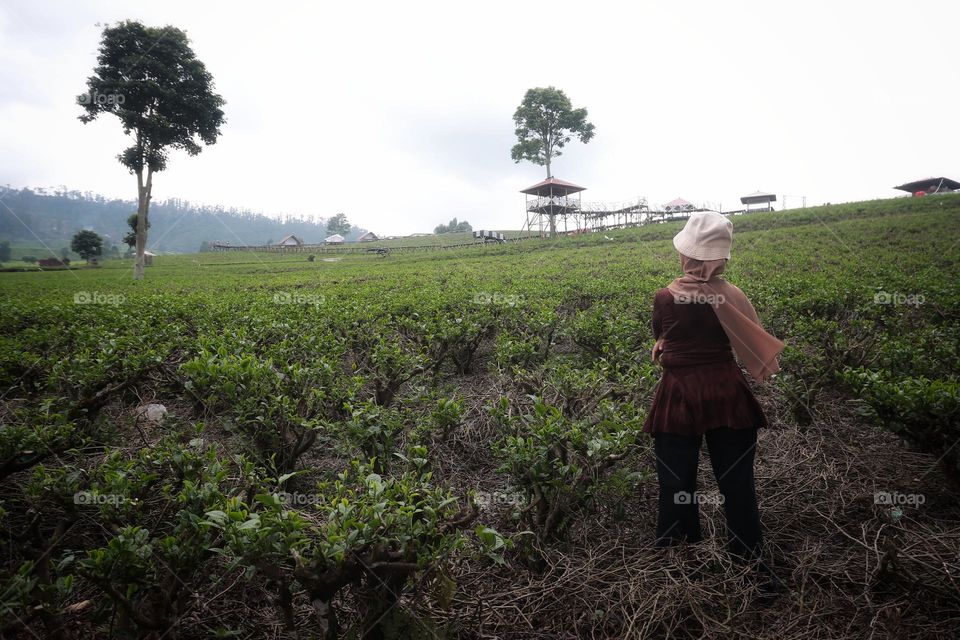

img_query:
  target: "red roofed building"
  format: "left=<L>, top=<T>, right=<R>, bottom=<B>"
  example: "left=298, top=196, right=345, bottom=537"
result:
left=663, top=197, right=696, bottom=213
left=894, top=177, right=960, bottom=196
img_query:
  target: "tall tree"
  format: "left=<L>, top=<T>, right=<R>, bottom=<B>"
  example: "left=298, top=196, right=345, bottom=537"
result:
left=510, top=87, right=595, bottom=179
left=71, top=230, right=103, bottom=263
left=326, top=213, right=351, bottom=236
left=79, top=21, right=225, bottom=279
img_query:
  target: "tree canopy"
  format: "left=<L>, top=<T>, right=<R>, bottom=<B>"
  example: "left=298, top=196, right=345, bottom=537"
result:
left=79, top=21, right=225, bottom=175
left=123, top=213, right=150, bottom=248
left=71, top=230, right=103, bottom=261
left=510, top=87, right=595, bottom=178
left=326, top=213, right=352, bottom=236
left=434, top=218, right=472, bottom=234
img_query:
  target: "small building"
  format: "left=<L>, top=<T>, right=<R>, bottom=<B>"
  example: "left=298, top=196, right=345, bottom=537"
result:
left=740, top=191, right=777, bottom=212
left=325, top=234, right=345, bottom=245
left=278, top=234, right=304, bottom=247
left=473, top=230, right=506, bottom=243
left=38, top=257, right=69, bottom=267
left=894, top=177, right=960, bottom=196
left=357, top=231, right=379, bottom=242
left=143, top=250, right=156, bottom=266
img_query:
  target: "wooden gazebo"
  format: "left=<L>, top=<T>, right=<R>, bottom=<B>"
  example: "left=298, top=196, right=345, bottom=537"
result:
left=521, top=177, right=587, bottom=237
left=740, top=191, right=777, bottom=212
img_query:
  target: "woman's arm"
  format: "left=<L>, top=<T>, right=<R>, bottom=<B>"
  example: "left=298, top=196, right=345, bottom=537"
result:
left=652, top=292, right=663, bottom=340
left=651, top=290, right=665, bottom=363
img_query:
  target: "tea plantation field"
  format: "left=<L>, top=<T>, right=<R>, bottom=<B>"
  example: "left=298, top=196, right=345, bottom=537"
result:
left=1, top=196, right=958, bottom=639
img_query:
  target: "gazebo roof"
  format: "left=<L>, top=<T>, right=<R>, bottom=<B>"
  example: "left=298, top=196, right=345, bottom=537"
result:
left=664, top=197, right=694, bottom=208
left=520, top=177, right=587, bottom=196
left=740, top=191, right=777, bottom=205
left=893, top=177, right=960, bottom=193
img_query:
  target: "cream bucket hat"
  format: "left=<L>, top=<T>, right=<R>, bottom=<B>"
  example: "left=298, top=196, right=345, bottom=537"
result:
left=672, top=211, right=733, bottom=260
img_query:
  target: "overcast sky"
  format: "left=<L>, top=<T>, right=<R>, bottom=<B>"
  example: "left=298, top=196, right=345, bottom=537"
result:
left=1, top=0, right=956, bottom=236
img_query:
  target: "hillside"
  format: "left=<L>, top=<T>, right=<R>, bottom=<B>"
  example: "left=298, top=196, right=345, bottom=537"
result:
left=1, top=195, right=958, bottom=639
left=0, top=186, right=363, bottom=254
left=373, top=229, right=527, bottom=248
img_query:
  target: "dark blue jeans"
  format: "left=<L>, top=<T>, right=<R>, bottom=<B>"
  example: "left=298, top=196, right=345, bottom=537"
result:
left=653, top=427, right=762, bottom=561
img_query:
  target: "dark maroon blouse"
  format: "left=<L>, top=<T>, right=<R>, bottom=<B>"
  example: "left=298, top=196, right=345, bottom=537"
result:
left=643, top=288, right=768, bottom=435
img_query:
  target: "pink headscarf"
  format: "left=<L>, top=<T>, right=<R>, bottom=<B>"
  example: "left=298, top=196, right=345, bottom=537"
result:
left=666, top=254, right=785, bottom=381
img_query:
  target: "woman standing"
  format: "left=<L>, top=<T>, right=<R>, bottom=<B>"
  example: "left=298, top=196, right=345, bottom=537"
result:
left=644, top=212, right=784, bottom=569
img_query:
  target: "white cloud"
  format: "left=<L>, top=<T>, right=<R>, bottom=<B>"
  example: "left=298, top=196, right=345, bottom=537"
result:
left=2, top=0, right=957, bottom=235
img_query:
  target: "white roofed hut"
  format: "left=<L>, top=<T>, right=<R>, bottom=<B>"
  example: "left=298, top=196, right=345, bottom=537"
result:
left=740, top=191, right=777, bottom=212
left=325, top=234, right=345, bottom=245
left=278, top=234, right=304, bottom=247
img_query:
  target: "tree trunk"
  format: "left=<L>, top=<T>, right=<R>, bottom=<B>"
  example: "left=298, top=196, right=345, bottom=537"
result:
left=133, top=167, right=153, bottom=280
left=543, top=129, right=552, bottom=179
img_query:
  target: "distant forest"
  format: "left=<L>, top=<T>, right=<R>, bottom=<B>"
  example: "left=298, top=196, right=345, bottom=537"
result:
left=0, top=186, right=366, bottom=253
